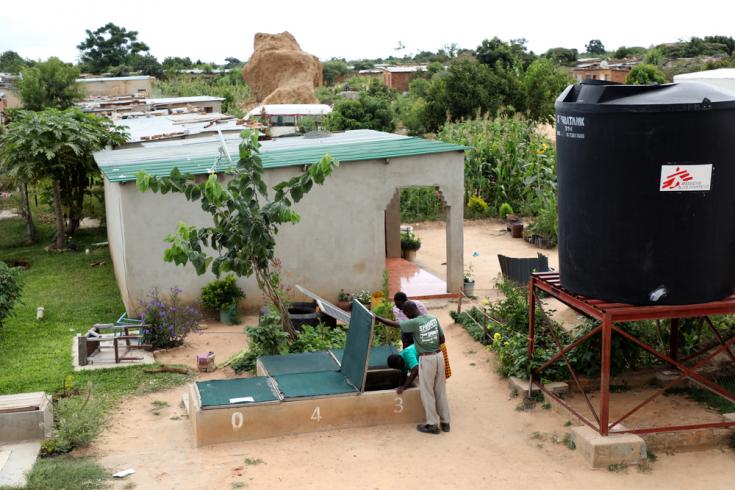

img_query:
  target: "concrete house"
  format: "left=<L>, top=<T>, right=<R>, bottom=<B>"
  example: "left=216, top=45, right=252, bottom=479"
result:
left=246, top=104, right=332, bottom=137
left=94, top=130, right=466, bottom=315
left=77, top=75, right=154, bottom=97
left=383, top=66, right=427, bottom=92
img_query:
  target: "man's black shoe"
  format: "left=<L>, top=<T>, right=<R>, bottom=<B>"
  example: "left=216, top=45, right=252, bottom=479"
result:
left=416, top=424, right=440, bottom=434
left=440, top=423, right=450, bottom=433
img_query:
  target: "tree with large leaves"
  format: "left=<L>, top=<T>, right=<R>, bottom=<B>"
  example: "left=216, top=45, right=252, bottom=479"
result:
left=77, top=23, right=150, bottom=74
left=136, top=130, right=338, bottom=337
left=0, top=109, right=127, bottom=249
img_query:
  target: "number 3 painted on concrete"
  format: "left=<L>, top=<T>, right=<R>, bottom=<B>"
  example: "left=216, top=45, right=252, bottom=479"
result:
left=394, top=397, right=404, bottom=413
left=231, top=411, right=244, bottom=431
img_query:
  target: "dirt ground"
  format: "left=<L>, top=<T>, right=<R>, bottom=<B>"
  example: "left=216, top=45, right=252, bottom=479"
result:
left=85, top=220, right=735, bottom=489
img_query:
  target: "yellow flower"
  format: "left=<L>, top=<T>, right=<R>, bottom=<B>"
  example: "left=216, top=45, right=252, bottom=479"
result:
left=481, top=298, right=490, bottom=306
left=537, top=143, right=548, bottom=155
left=493, top=332, right=502, bottom=342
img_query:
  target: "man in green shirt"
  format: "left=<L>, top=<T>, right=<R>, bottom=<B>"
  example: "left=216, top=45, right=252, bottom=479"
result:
left=376, top=301, right=450, bottom=435
left=387, top=343, right=419, bottom=394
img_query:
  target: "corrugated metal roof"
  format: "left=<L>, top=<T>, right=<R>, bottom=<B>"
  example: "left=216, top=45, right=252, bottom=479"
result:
left=145, top=96, right=224, bottom=105
left=95, top=130, right=466, bottom=183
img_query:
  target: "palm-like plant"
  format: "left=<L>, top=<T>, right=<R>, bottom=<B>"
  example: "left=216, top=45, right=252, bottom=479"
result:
left=0, top=109, right=127, bottom=249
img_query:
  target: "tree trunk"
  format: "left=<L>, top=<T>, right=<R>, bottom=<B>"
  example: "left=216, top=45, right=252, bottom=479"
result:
left=19, top=182, right=36, bottom=243
left=51, top=180, right=65, bottom=250
left=68, top=173, right=86, bottom=234
left=254, top=265, right=296, bottom=338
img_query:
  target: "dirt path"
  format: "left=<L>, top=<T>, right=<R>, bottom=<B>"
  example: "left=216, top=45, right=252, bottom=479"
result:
left=87, top=305, right=735, bottom=489
left=86, top=219, right=735, bottom=489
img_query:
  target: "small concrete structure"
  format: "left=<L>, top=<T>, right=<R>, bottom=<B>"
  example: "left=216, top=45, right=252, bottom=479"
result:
left=0, top=393, right=53, bottom=443
left=72, top=335, right=155, bottom=371
left=246, top=104, right=332, bottom=137
left=185, top=383, right=423, bottom=446
left=508, top=376, right=568, bottom=396
left=0, top=441, right=41, bottom=487
left=94, top=130, right=466, bottom=314
left=571, top=425, right=646, bottom=469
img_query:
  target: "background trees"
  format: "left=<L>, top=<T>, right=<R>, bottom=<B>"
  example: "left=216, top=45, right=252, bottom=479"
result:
left=0, top=110, right=127, bottom=249
left=585, top=39, right=606, bottom=55
left=0, top=51, right=32, bottom=73
left=17, top=57, right=84, bottom=111
left=77, top=23, right=151, bottom=74
left=322, top=59, right=351, bottom=86
left=626, top=64, right=667, bottom=84
left=523, top=58, right=573, bottom=123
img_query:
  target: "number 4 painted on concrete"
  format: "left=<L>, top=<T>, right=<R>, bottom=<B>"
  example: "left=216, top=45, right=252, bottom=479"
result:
left=311, top=406, right=322, bottom=422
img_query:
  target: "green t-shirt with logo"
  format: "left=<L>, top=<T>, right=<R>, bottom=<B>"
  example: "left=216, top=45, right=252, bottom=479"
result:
left=399, top=314, right=443, bottom=354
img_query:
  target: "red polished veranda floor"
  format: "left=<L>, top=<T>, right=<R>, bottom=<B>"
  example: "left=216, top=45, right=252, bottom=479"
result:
left=386, top=258, right=455, bottom=300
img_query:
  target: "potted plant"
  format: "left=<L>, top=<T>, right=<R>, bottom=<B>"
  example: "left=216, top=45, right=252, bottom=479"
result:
left=400, top=231, right=421, bottom=261
left=336, top=289, right=352, bottom=311
left=201, top=275, right=245, bottom=325
left=354, top=290, right=372, bottom=309
left=463, top=264, right=476, bottom=297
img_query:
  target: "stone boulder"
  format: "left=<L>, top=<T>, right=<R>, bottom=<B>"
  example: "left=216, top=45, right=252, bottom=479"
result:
left=242, top=32, right=322, bottom=104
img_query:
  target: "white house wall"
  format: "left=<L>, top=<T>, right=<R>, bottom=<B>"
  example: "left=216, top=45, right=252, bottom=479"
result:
left=110, top=152, right=464, bottom=315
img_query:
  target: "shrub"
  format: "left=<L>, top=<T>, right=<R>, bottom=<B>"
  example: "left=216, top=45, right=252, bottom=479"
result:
left=226, top=311, right=289, bottom=373
left=200, top=274, right=244, bottom=310
left=467, top=195, right=490, bottom=215
left=400, top=231, right=421, bottom=251
left=249, top=311, right=290, bottom=356
left=24, top=457, right=109, bottom=490
left=528, top=192, right=558, bottom=246
left=453, top=280, right=664, bottom=381
left=354, top=290, right=372, bottom=306
left=290, top=323, right=347, bottom=353
left=140, top=287, right=201, bottom=349
left=372, top=300, right=401, bottom=345
left=42, top=391, right=105, bottom=455
left=498, top=202, right=514, bottom=219
left=0, top=260, right=22, bottom=328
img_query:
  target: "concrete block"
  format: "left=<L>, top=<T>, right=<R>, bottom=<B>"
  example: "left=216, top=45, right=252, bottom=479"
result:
left=0, top=441, right=41, bottom=487
left=187, top=383, right=425, bottom=447
left=571, top=425, right=646, bottom=468
left=508, top=377, right=568, bottom=396
left=654, top=370, right=682, bottom=386
left=545, top=381, right=569, bottom=395
left=509, top=376, right=538, bottom=396
left=0, top=393, right=53, bottom=443
left=724, top=413, right=735, bottom=422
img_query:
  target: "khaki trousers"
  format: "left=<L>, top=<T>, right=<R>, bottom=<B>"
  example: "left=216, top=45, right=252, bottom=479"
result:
left=418, top=351, right=450, bottom=426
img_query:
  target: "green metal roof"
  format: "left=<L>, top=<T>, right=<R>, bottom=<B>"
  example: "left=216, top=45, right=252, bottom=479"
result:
left=95, top=130, right=466, bottom=183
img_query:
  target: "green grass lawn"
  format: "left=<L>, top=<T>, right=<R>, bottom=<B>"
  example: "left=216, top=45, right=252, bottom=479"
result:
left=0, top=218, right=192, bottom=401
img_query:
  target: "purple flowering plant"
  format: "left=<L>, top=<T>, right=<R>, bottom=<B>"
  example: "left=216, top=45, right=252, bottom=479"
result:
left=139, top=287, right=201, bottom=349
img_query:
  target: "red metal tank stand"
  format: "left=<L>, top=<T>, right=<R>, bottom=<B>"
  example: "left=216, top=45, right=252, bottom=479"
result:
left=528, top=272, right=735, bottom=436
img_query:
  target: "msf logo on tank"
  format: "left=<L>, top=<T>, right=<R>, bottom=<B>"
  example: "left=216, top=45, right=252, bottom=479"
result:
left=659, top=164, right=712, bottom=192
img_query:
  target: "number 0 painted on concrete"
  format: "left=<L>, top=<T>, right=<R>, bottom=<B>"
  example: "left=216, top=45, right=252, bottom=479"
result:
left=231, top=411, right=244, bottom=431
left=394, top=397, right=404, bottom=414
left=311, top=406, right=322, bottom=422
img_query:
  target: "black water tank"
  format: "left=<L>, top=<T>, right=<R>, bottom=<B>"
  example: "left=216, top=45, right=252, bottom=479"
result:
left=556, top=80, right=735, bottom=305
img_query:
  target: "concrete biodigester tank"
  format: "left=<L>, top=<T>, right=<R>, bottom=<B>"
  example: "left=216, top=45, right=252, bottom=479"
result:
left=555, top=80, right=735, bottom=305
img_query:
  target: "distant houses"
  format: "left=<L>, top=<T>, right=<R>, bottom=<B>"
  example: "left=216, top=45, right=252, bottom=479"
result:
left=570, top=58, right=639, bottom=83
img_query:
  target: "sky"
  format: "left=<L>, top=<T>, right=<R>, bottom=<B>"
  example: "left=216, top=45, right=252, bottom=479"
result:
left=1, top=0, right=734, bottom=64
